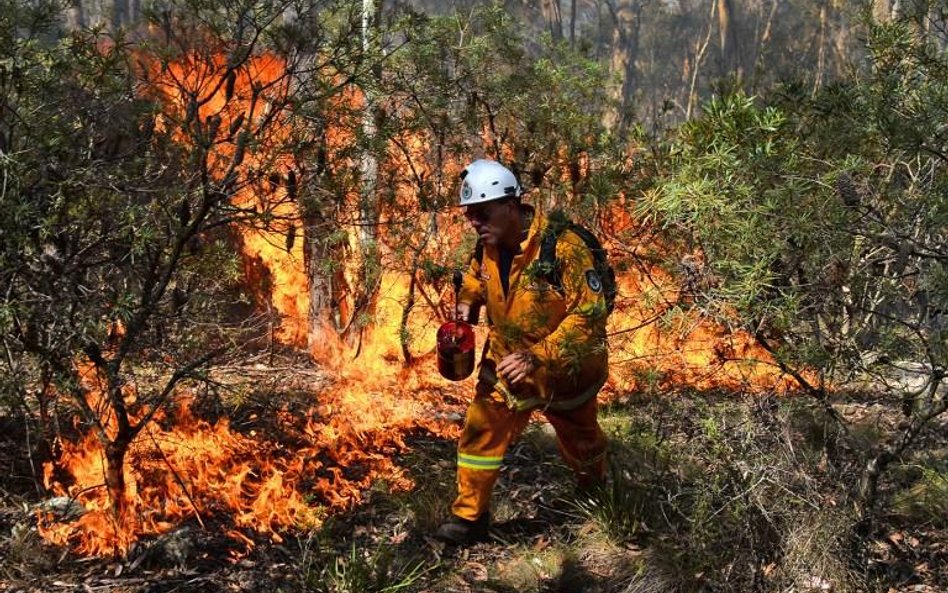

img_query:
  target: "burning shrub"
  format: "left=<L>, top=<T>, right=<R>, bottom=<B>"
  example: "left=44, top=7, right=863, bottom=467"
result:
left=0, top=0, right=389, bottom=555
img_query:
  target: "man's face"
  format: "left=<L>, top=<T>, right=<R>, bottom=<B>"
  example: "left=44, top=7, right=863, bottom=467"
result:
left=463, top=199, right=516, bottom=247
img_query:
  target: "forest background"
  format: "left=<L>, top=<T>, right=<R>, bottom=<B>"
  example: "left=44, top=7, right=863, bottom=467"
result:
left=0, top=0, right=946, bottom=592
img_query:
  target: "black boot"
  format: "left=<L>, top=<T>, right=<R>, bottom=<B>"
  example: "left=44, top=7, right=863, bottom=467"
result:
left=434, top=513, right=490, bottom=546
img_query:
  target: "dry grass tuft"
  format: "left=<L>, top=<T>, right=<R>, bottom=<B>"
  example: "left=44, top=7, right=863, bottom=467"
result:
left=778, top=508, right=864, bottom=593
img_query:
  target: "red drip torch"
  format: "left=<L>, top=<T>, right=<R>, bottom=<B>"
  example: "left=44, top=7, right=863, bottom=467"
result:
left=436, top=271, right=476, bottom=381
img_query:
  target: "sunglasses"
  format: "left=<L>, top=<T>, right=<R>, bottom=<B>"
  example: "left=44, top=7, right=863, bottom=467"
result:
left=464, top=200, right=510, bottom=223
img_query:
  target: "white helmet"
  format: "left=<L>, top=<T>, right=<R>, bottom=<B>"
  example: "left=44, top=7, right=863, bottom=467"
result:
left=458, top=159, right=521, bottom=206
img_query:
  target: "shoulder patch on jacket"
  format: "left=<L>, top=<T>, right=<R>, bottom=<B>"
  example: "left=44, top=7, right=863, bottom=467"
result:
left=539, top=211, right=617, bottom=315
left=585, top=269, right=603, bottom=293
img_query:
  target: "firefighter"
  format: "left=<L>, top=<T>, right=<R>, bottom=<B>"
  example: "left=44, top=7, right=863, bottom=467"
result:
left=435, top=159, right=609, bottom=546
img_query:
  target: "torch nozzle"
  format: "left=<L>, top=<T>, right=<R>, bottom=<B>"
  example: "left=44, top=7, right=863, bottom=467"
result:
left=452, top=270, right=463, bottom=322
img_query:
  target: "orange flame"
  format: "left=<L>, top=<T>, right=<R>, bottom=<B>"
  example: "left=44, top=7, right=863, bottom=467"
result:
left=40, top=355, right=462, bottom=556
left=40, top=49, right=798, bottom=558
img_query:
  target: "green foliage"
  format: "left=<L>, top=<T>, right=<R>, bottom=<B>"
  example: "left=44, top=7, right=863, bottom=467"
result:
left=641, top=19, right=948, bottom=379
left=0, top=2, right=175, bottom=376
left=300, top=533, right=432, bottom=593
left=642, top=92, right=821, bottom=346
left=638, top=3, right=948, bottom=534
left=581, top=397, right=865, bottom=593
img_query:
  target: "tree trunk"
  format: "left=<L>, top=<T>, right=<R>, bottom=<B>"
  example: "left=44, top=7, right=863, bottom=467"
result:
left=112, top=0, right=127, bottom=29
left=831, top=2, right=852, bottom=64
left=603, top=0, right=643, bottom=133
left=872, top=0, right=899, bottom=22
left=347, top=0, right=383, bottom=350
left=360, top=0, right=379, bottom=249
left=104, top=439, right=129, bottom=518
left=541, top=0, right=564, bottom=41
left=686, top=0, right=718, bottom=120
left=857, top=379, right=948, bottom=530
left=305, top=206, right=350, bottom=348
left=813, top=0, right=827, bottom=95
left=66, top=0, right=85, bottom=30
left=717, top=0, right=740, bottom=75
left=750, top=0, right=779, bottom=84
left=399, top=272, right=417, bottom=365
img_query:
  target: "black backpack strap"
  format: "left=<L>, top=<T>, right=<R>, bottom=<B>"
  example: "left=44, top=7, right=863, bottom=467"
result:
left=538, top=210, right=571, bottom=292
left=565, top=224, right=605, bottom=258
left=539, top=227, right=562, bottom=291
left=538, top=214, right=615, bottom=313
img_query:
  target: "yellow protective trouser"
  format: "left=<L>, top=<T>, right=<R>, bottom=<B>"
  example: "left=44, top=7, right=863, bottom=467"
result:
left=451, top=394, right=607, bottom=521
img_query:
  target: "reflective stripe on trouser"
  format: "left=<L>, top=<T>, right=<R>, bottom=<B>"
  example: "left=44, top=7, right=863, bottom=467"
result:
left=451, top=392, right=607, bottom=521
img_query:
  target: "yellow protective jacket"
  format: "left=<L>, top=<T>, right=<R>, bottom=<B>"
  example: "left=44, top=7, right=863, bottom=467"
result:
left=458, top=206, right=609, bottom=411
